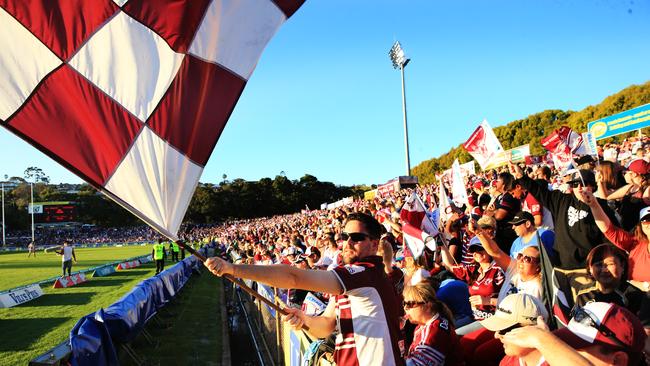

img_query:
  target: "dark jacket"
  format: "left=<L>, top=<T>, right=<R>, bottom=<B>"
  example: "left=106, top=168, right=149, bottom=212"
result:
left=516, top=176, right=618, bottom=269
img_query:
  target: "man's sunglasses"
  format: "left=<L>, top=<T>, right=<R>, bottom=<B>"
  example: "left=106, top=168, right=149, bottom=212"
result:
left=570, top=307, right=630, bottom=351
left=340, top=232, right=369, bottom=242
left=403, top=301, right=426, bottom=309
left=516, top=253, right=540, bottom=264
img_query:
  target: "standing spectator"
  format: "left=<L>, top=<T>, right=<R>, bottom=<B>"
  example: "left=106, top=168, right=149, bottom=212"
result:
left=153, top=239, right=165, bottom=275
left=511, top=164, right=618, bottom=270
left=170, top=241, right=180, bottom=262
left=56, top=241, right=76, bottom=277
left=486, top=172, right=520, bottom=253
left=27, top=241, right=36, bottom=258
left=506, top=211, right=554, bottom=260
left=204, top=212, right=404, bottom=366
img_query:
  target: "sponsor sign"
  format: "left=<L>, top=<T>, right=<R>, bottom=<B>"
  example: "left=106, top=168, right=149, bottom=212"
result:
left=92, top=265, right=116, bottom=277
left=53, top=273, right=87, bottom=288
left=588, top=103, right=650, bottom=140
left=138, top=255, right=153, bottom=264
left=0, top=284, right=43, bottom=308
left=28, top=204, right=43, bottom=214
left=257, top=284, right=276, bottom=317
left=483, top=144, right=530, bottom=170
left=116, top=260, right=141, bottom=270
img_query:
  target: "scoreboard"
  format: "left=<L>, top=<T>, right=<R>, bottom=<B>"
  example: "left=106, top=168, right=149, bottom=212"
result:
left=34, top=203, right=76, bottom=223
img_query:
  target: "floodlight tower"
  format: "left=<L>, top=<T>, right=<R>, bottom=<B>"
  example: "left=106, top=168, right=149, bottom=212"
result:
left=389, top=41, right=411, bottom=176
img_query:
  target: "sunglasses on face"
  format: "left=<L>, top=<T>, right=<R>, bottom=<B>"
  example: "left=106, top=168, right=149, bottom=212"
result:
left=497, top=323, right=522, bottom=335
left=516, top=253, right=540, bottom=264
left=340, top=232, right=369, bottom=242
left=403, top=301, right=426, bottom=309
left=570, top=307, right=630, bottom=351
left=569, top=181, right=583, bottom=188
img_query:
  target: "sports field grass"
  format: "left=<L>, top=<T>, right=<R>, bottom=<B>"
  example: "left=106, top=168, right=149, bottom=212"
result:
left=0, top=246, right=161, bottom=365
left=0, top=245, right=153, bottom=290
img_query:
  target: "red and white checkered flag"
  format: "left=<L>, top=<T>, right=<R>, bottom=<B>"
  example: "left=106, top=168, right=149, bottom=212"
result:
left=0, top=0, right=305, bottom=239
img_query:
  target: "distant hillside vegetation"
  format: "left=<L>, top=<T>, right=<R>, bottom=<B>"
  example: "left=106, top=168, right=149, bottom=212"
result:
left=412, top=81, right=650, bottom=184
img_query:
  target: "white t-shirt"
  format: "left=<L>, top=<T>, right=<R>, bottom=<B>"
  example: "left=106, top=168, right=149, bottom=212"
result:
left=62, top=246, right=73, bottom=262
left=497, top=261, right=542, bottom=303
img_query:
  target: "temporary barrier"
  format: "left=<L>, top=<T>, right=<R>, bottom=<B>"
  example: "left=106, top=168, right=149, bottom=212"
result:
left=53, top=273, right=87, bottom=288
left=0, top=284, right=43, bottom=308
left=92, top=264, right=117, bottom=278
left=116, top=260, right=141, bottom=270
left=68, top=256, right=200, bottom=365
left=138, top=254, right=153, bottom=264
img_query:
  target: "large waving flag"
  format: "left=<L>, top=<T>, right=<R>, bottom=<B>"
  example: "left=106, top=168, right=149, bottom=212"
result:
left=463, top=120, right=504, bottom=170
left=400, top=192, right=438, bottom=236
left=541, top=126, right=582, bottom=173
left=402, top=223, right=435, bottom=259
left=0, top=0, right=305, bottom=240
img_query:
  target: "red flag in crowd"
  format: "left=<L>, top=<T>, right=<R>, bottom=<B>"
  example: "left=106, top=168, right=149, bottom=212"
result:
left=541, top=126, right=583, bottom=173
left=402, top=223, right=435, bottom=259
left=400, top=192, right=438, bottom=236
left=463, top=120, right=504, bottom=170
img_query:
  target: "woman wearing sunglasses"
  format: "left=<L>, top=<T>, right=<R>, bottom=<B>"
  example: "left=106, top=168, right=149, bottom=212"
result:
left=579, top=188, right=650, bottom=286
left=402, top=281, right=464, bottom=366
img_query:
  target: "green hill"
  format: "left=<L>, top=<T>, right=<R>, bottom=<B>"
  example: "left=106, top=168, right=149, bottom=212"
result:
left=412, top=81, right=650, bottom=184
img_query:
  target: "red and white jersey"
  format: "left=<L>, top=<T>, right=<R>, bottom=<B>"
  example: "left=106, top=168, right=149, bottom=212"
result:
left=522, top=192, right=554, bottom=230
left=331, top=256, right=404, bottom=366
left=406, top=314, right=463, bottom=366
left=453, top=261, right=504, bottom=320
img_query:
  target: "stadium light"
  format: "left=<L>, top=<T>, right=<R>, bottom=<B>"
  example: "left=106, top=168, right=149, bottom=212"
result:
left=388, top=41, right=411, bottom=176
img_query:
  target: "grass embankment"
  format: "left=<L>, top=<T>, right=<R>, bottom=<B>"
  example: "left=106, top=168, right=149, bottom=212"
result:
left=0, top=246, right=158, bottom=365
left=0, top=245, right=152, bottom=290
left=123, top=270, right=224, bottom=365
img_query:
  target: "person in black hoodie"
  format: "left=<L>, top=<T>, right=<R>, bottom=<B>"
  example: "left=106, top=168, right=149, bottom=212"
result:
left=509, top=163, right=618, bottom=270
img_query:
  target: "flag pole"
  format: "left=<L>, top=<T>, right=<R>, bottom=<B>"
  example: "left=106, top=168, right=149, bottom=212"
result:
left=173, top=239, right=310, bottom=331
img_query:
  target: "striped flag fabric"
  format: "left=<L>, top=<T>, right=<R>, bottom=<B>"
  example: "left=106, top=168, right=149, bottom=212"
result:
left=401, top=223, right=435, bottom=259
left=463, top=120, right=504, bottom=170
left=400, top=192, right=438, bottom=236
left=0, top=0, right=305, bottom=240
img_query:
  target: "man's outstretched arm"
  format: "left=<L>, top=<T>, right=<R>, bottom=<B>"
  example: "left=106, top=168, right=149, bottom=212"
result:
left=204, top=256, right=343, bottom=295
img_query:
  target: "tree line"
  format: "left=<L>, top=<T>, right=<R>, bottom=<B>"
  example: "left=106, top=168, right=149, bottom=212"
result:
left=412, top=80, right=650, bottom=184
left=2, top=173, right=365, bottom=230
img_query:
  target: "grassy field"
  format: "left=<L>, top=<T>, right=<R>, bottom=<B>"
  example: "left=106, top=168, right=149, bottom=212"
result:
left=0, top=246, right=160, bottom=365
left=0, top=245, right=153, bottom=290
left=124, top=271, right=224, bottom=365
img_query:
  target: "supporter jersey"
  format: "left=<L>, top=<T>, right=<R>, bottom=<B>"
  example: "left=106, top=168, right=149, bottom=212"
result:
left=522, top=192, right=554, bottom=230
left=452, top=262, right=504, bottom=320
left=330, top=256, right=404, bottom=366
left=406, top=314, right=463, bottom=366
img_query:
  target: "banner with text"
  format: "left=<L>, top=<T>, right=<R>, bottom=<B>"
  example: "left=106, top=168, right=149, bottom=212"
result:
left=483, top=144, right=530, bottom=170
left=588, top=103, right=650, bottom=140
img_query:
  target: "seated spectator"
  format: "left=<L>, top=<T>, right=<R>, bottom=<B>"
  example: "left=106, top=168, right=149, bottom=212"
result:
left=440, top=236, right=505, bottom=328
left=499, top=302, right=647, bottom=366
left=574, top=244, right=645, bottom=315
left=403, top=281, right=464, bottom=366
left=581, top=191, right=650, bottom=284
left=479, top=293, right=548, bottom=366
left=431, top=270, right=474, bottom=328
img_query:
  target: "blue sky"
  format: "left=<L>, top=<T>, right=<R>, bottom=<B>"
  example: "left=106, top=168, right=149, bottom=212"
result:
left=1, top=0, right=649, bottom=186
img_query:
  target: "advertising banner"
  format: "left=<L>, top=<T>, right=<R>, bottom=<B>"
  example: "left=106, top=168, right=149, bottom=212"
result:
left=0, top=284, right=43, bottom=308
left=483, top=144, right=530, bottom=170
left=92, top=265, right=116, bottom=277
left=53, top=273, right=87, bottom=288
left=588, top=103, right=650, bottom=140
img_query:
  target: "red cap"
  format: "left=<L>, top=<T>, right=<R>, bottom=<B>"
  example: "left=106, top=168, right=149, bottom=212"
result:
left=554, top=302, right=646, bottom=354
left=627, top=159, right=650, bottom=175
left=473, top=180, right=484, bottom=190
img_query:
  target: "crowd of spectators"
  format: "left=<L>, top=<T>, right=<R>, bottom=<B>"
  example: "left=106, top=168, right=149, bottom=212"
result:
left=202, top=135, right=650, bottom=366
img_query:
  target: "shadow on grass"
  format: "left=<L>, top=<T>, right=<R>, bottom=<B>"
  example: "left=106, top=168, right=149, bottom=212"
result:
left=0, top=317, right=70, bottom=351
left=19, top=292, right=94, bottom=307
left=76, top=279, right=133, bottom=288
left=111, top=270, right=150, bottom=276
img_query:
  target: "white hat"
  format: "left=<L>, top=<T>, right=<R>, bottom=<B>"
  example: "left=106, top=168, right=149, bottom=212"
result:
left=480, top=293, right=548, bottom=332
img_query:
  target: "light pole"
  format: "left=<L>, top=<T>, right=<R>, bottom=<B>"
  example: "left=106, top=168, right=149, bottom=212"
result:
left=30, top=182, right=34, bottom=243
left=1, top=180, right=4, bottom=247
left=389, top=41, right=411, bottom=176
